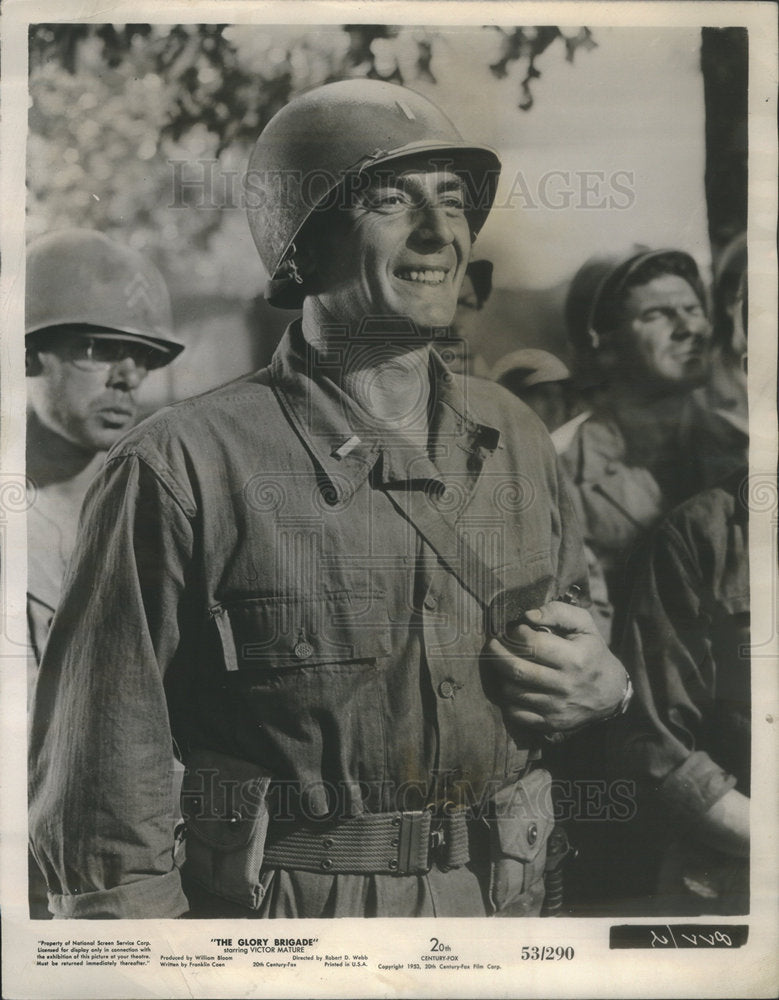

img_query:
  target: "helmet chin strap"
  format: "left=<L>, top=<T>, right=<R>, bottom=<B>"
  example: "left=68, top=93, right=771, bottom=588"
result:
left=287, top=257, right=304, bottom=286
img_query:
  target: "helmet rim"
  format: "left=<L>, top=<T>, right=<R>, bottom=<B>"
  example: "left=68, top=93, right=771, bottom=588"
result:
left=25, top=323, right=184, bottom=365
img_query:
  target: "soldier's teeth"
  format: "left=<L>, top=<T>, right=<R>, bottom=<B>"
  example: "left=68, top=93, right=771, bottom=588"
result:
left=399, top=269, right=445, bottom=284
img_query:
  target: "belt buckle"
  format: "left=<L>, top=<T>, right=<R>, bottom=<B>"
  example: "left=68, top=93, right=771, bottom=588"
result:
left=396, top=811, right=433, bottom=875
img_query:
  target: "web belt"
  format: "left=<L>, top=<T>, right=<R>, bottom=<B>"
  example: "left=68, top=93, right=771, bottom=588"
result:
left=262, top=810, right=470, bottom=876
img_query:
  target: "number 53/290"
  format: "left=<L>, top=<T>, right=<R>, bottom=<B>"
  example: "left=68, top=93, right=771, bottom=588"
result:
left=521, top=945, right=575, bottom=960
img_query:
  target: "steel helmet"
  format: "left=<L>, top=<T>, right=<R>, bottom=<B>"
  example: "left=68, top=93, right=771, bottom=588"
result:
left=565, top=245, right=706, bottom=357
left=492, top=348, right=571, bottom=388
left=25, top=229, right=183, bottom=364
left=246, top=79, right=502, bottom=308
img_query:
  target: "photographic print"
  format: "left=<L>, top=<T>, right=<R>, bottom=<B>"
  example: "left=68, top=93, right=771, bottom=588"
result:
left=1, top=2, right=776, bottom=998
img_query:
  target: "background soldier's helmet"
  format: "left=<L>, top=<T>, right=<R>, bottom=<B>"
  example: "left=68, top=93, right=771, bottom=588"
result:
left=565, top=245, right=706, bottom=380
left=246, top=79, right=502, bottom=307
left=25, top=229, right=183, bottom=363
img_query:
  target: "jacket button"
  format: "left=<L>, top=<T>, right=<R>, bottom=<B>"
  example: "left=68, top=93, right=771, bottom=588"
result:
left=388, top=859, right=398, bottom=871
left=438, top=679, right=456, bottom=699
left=321, top=858, right=333, bottom=871
left=527, top=823, right=538, bottom=846
left=322, top=836, right=334, bottom=849
left=424, top=593, right=438, bottom=611
left=294, top=640, right=314, bottom=659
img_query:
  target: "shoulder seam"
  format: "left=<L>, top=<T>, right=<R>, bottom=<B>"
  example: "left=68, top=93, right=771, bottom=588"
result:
left=105, top=451, right=197, bottom=519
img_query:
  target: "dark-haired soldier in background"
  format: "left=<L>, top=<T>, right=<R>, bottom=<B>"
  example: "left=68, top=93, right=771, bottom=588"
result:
left=552, top=247, right=727, bottom=913
left=558, top=247, right=717, bottom=643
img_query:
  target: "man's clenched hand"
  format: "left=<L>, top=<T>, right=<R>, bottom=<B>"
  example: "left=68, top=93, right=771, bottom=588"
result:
left=486, top=600, right=630, bottom=734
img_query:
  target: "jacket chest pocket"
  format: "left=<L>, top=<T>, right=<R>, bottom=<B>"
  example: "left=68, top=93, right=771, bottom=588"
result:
left=210, top=591, right=390, bottom=672
left=208, top=593, right=391, bottom=808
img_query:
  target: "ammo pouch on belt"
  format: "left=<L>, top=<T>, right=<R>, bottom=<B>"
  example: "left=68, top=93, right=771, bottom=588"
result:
left=488, top=768, right=554, bottom=917
left=180, top=749, right=272, bottom=911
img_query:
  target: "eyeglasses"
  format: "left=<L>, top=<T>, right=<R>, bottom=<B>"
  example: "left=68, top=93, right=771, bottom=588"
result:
left=62, top=337, right=169, bottom=372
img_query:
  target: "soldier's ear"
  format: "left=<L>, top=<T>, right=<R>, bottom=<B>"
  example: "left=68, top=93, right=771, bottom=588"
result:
left=25, top=349, right=43, bottom=377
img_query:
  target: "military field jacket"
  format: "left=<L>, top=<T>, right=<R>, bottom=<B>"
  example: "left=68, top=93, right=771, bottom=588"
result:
left=618, top=469, right=750, bottom=815
left=29, top=321, right=585, bottom=918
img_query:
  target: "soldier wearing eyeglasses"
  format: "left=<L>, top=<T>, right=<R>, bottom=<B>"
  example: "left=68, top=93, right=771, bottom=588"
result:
left=25, top=229, right=183, bottom=669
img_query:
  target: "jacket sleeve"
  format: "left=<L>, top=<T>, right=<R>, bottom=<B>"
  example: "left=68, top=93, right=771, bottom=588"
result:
left=28, top=452, right=194, bottom=918
left=615, top=520, right=737, bottom=818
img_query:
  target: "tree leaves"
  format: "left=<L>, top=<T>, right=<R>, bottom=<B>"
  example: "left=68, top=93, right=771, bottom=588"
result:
left=27, top=23, right=597, bottom=297
left=489, top=26, right=597, bottom=110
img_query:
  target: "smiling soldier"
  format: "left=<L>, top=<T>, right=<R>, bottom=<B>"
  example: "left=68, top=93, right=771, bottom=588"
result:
left=29, top=81, right=631, bottom=919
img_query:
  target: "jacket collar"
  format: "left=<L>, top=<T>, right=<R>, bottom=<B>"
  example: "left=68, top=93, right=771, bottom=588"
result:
left=270, top=320, right=501, bottom=504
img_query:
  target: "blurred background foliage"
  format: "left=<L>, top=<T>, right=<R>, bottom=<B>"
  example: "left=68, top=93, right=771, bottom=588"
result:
left=27, top=23, right=597, bottom=301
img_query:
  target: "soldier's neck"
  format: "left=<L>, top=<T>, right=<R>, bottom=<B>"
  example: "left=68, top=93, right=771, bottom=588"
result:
left=607, top=385, right=692, bottom=463
left=302, top=309, right=433, bottom=434
left=610, top=382, right=691, bottom=424
left=26, top=411, right=105, bottom=496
